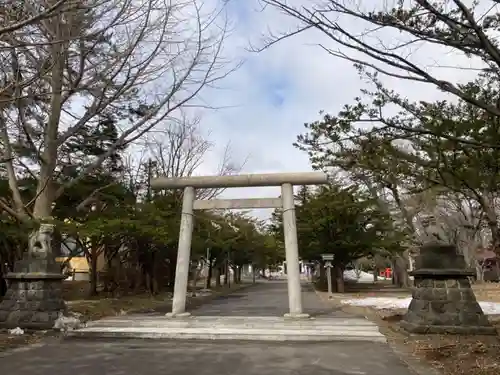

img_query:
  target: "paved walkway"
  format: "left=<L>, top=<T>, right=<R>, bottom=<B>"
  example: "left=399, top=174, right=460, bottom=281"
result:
left=193, top=280, right=350, bottom=317
left=0, top=281, right=417, bottom=375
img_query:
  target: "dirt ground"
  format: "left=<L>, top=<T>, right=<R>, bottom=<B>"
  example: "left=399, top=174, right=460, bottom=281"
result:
left=0, top=281, right=252, bottom=353
left=319, top=281, right=500, bottom=375
left=326, top=280, right=500, bottom=302
left=472, top=282, right=500, bottom=303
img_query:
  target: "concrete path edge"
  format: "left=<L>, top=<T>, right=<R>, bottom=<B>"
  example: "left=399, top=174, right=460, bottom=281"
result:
left=314, top=288, right=442, bottom=375
left=0, top=282, right=258, bottom=358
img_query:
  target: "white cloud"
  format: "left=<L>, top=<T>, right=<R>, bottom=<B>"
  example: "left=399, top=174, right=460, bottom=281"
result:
left=160, top=0, right=484, bottom=219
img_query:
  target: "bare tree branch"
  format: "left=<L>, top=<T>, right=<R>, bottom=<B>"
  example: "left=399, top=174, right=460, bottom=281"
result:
left=0, top=0, right=237, bottom=221
left=260, top=0, right=500, bottom=117
left=0, top=0, right=75, bottom=37
left=145, top=114, right=244, bottom=199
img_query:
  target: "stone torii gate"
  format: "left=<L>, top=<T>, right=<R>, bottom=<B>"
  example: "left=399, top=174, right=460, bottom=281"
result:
left=150, top=172, right=328, bottom=318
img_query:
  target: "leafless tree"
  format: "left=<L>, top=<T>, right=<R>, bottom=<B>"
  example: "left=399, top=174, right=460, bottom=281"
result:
left=149, top=116, right=213, bottom=181
left=359, top=177, right=414, bottom=287
left=145, top=114, right=245, bottom=199
left=260, top=0, right=500, bottom=117
left=0, top=0, right=77, bottom=37
left=0, top=0, right=236, bottom=227
left=406, top=188, right=488, bottom=278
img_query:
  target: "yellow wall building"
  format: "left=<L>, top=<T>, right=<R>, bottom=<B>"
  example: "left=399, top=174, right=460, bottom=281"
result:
left=55, top=253, right=106, bottom=273
left=55, top=234, right=107, bottom=279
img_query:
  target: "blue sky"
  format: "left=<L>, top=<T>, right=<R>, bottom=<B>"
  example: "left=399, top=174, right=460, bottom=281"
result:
left=174, top=0, right=478, bottom=218
left=191, top=0, right=366, bottom=214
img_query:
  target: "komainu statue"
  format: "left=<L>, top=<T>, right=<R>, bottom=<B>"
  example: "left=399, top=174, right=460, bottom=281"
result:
left=28, top=223, right=55, bottom=259
left=418, top=214, right=450, bottom=245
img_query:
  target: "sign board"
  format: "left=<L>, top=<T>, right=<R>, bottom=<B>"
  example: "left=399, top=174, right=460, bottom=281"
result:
left=321, top=254, right=334, bottom=261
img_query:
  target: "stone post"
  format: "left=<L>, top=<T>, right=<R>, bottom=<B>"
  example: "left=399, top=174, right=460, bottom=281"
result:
left=167, top=186, right=195, bottom=318
left=0, top=223, right=66, bottom=330
left=400, top=243, right=496, bottom=335
left=325, top=261, right=333, bottom=296
left=281, top=183, right=308, bottom=318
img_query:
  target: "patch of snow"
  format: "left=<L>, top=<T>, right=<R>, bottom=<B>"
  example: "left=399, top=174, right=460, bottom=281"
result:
left=8, top=327, right=24, bottom=335
left=477, top=301, right=500, bottom=315
left=188, top=289, right=213, bottom=298
left=341, top=297, right=500, bottom=315
left=197, top=289, right=213, bottom=297
left=343, top=270, right=382, bottom=283
left=53, top=312, right=86, bottom=332
left=341, top=297, right=412, bottom=310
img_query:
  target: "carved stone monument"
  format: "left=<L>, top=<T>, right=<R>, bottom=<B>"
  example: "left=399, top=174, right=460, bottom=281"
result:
left=401, top=242, right=496, bottom=335
left=0, top=224, right=66, bottom=329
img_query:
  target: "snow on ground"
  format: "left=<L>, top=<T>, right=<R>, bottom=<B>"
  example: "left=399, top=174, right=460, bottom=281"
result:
left=343, top=270, right=381, bottom=283
left=343, top=269, right=413, bottom=283
left=341, top=297, right=500, bottom=315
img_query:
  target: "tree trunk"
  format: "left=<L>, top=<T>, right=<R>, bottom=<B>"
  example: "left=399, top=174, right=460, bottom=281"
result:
left=151, top=251, right=158, bottom=294
left=373, top=268, right=378, bottom=282
left=143, top=253, right=157, bottom=295
left=488, top=221, right=500, bottom=255
left=89, top=252, right=98, bottom=296
left=152, top=277, right=159, bottom=295
left=31, top=26, right=65, bottom=220
left=475, top=260, right=484, bottom=282
left=191, top=264, right=201, bottom=293
left=403, top=252, right=411, bottom=286
left=102, top=256, right=111, bottom=294
left=145, top=261, right=158, bottom=295
left=206, top=260, right=213, bottom=289
left=224, top=261, right=229, bottom=285
left=145, top=269, right=152, bottom=295
left=0, top=262, right=7, bottom=297
left=215, top=267, right=221, bottom=287
left=167, top=252, right=176, bottom=289
left=316, top=263, right=328, bottom=291
left=334, top=265, right=345, bottom=293
left=233, top=266, right=238, bottom=284
left=391, top=259, right=397, bottom=285
left=393, top=255, right=409, bottom=288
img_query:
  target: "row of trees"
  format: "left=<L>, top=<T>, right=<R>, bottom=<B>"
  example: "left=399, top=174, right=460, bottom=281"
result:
left=0, top=114, right=284, bottom=296
left=0, top=0, right=234, bottom=225
left=0, top=0, right=282, bottom=297
left=269, top=183, right=406, bottom=291
left=2, top=0, right=404, bottom=300
left=292, top=73, right=500, bottom=284
left=262, top=0, right=500, bottom=283
left=5, top=0, right=500, bottom=299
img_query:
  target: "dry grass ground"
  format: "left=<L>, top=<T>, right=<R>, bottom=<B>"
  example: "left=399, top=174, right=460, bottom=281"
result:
left=319, top=281, right=500, bottom=375
left=0, top=280, right=252, bottom=353
left=472, top=282, right=500, bottom=303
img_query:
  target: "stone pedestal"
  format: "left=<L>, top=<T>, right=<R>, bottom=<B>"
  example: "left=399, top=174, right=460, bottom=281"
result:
left=400, top=244, right=496, bottom=335
left=0, top=253, right=66, bottom=330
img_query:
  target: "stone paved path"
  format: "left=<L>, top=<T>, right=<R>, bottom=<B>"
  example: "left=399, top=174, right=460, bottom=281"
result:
left=193, top=280, right=351, bottom=317
left=0, top=280, right=417, bottom=375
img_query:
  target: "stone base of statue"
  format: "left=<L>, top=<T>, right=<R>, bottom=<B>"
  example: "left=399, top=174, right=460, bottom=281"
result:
left=0, top=225, right=66, bottom=330
left=401, top=243, right=496, bottom=335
